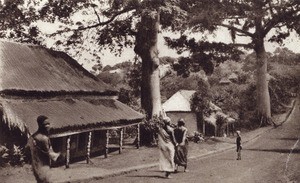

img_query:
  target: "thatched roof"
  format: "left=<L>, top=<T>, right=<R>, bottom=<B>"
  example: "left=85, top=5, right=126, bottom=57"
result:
left=163, top=90, right=222, bottom=113
left=1, top=97, right=144, bottom=136
left=219, top=78, right=231, bottom=85
left=163, top=90, right=196, bottom=112
left=228, top=73, right=238, bottom=80
left=0, top=40, right=115, bottom=94
left=204, top=111, right=236, bottom=126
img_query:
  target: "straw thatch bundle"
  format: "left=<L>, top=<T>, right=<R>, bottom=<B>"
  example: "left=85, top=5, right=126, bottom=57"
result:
left=0, top=40, right=144, bottom=137
left=1, top=98, right=144, bottom=136
left=0, top=40, right=114, bottom=93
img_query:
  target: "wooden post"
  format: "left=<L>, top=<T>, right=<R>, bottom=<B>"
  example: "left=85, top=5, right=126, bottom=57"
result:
left=203, top=121, right=206, bottom=136
left=119, top=128, right=123, bottom=154
left=105, top=130, right=109, bottom=158
left=86, top=132, right=92, bottom=164
left=66, top=136, right=71, bottom=168
left=214, top=125, right=217, bottom=137
left=137, top=123, right=140, bottom=149
left=226, top=122, right=229, bottom=136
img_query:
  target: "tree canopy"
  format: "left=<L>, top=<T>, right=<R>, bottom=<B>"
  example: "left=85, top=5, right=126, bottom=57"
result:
left=165, top=0, right=299, bottom=126
left=0, top=0, right=190, bottom=118
left=0, top=0, right=187, bottom=63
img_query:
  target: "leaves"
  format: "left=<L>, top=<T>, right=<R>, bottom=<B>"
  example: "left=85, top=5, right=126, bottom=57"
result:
left=166, top=35, right=243, bottom=76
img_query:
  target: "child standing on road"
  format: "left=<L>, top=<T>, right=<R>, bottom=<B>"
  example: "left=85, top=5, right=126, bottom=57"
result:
left=236, top=131, right=242, bottom=160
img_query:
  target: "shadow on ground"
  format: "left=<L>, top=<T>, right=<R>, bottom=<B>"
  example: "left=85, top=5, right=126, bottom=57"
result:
left=245, top=148, right=300, bottom=154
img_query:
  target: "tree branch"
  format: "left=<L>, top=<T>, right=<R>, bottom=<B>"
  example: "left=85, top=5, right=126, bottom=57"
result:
left=263, top=5, right=299, bottom=36
left=218, top=23, right=254, bottom=38
left=49, top=7, right=135, bottom=36
left=230, top=43, right=252, bottom=48
left=93, top=6, right=101, bottom=24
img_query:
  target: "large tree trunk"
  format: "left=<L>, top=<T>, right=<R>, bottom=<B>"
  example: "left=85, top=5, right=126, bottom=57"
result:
left=254, top=37, right=273, bottom=126
left=134, top=10, right=162, bottom=118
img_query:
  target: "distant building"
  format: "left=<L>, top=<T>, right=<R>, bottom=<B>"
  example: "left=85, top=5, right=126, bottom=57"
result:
left=228, top=73, right=238, bottom=81
left=162, top=90, right=198, bottom=136
left=162, top=90, right=236, bottom=137
left=219, top=78, right=232, bottom=85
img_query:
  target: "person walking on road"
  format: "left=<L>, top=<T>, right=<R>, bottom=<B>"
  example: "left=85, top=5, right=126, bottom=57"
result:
left=158, top=117, right=177, bottom=179
left=236, top=130, right=242, bottom=160
left=174, top=118, right=189, bottom=172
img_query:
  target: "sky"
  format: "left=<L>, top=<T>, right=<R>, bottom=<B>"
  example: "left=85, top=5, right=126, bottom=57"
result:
left=38, top=13, right=300, bottom=71
left=89, top=30, right=300, bottom=68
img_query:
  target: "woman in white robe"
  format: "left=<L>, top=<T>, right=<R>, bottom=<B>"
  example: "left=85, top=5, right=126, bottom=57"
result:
left=158, top=117, right=177, bottom=178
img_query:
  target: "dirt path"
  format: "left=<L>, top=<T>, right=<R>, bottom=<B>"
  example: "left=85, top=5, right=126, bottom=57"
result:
left=88, top=100, right=300, bottom=183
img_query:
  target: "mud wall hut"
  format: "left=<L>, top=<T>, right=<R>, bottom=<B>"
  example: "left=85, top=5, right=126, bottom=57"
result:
left=0, top=40, right=144, bottom=167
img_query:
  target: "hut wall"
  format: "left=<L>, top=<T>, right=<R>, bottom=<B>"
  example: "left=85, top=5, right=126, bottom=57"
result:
left=50, top=130, right=107, bottom=164
left=166, top=112, right=198, bottom=136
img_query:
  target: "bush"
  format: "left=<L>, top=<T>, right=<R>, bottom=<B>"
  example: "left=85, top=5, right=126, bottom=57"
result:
left=0, top=144, right=25, bottom=167
left=9, top=145, right=25, bottom=166
left=140, top=116, right=162, bottom=146
left=0, top=145, right=9, bottom=166
left=269, top=63, right=300, bottom=114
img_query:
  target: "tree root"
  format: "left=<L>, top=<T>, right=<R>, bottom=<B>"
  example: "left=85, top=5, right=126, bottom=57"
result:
left=258, top=115, right=278, bottom=128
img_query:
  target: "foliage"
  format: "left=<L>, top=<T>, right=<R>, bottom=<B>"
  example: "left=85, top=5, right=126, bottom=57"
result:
left=139, top=116, right=162, bottom=146
left=0, top=145, right=9, bottom=166
left=161, top=72, right=203, bottom=101
left=0, top=144, right=25, bottom=167
left=168, top=0, right=300, bottom=124
left=167, top=0, right=300, bottom=78
left=269, top=63, right=300, bottom=113
left=118, top=87, right=141, bottom=111
left=270, top=48, right=300, bottom=65
left=9, top=145, right=25, bottom=166
left=0, top=0, right=191, bottom=118
left=190, top=79, right=211, bottom=115
left=126, top=59, right=142, bottom=98
left=165, top=36, right=243, bottom=76
left=0, top=0, right=188, bottom=68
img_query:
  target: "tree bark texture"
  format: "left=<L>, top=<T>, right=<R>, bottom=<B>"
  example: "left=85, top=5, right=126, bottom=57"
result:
left=135, top=10, right=162, bottom=118
left=254, top=36, right=272, bottom=125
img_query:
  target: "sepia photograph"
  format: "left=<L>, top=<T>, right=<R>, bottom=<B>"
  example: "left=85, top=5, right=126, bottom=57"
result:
left=0, top=0, right=299, bottom=182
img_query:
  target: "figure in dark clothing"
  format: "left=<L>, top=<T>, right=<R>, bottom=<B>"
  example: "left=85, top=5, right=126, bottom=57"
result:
left=236, top=131, right=242, bottom=160
left=28, top=115, right=60, bottom=183
left=174, top=119, right=189, bottom=172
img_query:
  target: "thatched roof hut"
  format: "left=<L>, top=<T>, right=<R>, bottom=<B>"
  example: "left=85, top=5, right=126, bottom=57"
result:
left=1, top=98, right=143, bottom=137
left=219, top=78, right=231, bottom=85
left=0, top=40, right=144, bottom=138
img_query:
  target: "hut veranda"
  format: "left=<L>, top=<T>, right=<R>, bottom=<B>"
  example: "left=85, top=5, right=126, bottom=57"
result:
left=0, top=40, right=144, bottom=167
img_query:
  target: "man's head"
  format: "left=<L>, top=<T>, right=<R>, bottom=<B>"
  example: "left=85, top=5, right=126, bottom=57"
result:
left=177, top=118, right=185, bottom=127
left=236, top=130, right=241, bottom=136
left=163, top=117, right=171, bottom=125
left=37, top=115, right=50, bottom=134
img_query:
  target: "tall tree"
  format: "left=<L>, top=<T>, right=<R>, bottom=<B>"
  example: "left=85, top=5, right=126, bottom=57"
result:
left=168, top=0, right=299, bottom=126
left=0, top=0, right=187, bottom=118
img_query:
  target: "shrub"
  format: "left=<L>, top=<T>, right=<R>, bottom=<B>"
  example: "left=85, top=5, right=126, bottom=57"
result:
left=9, top=145, right=25, bottom=166
left=0, top=144, right=25, bottom=167
left=0, top=145, right=9, bottom=166
left=140, top=116, right=162, bottom=146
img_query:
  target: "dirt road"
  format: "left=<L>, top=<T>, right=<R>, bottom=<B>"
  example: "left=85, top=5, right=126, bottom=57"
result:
left=87, top=101, right=300, bottom=183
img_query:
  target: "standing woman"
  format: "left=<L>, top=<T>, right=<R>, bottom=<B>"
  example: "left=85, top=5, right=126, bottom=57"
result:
left=174, top=118, right=189, bottom=172
left=158, top=117, right=177, bottom=178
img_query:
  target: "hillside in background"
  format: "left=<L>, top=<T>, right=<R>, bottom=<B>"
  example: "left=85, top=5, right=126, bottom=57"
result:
left=96, top=48, right=299, bottom=127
